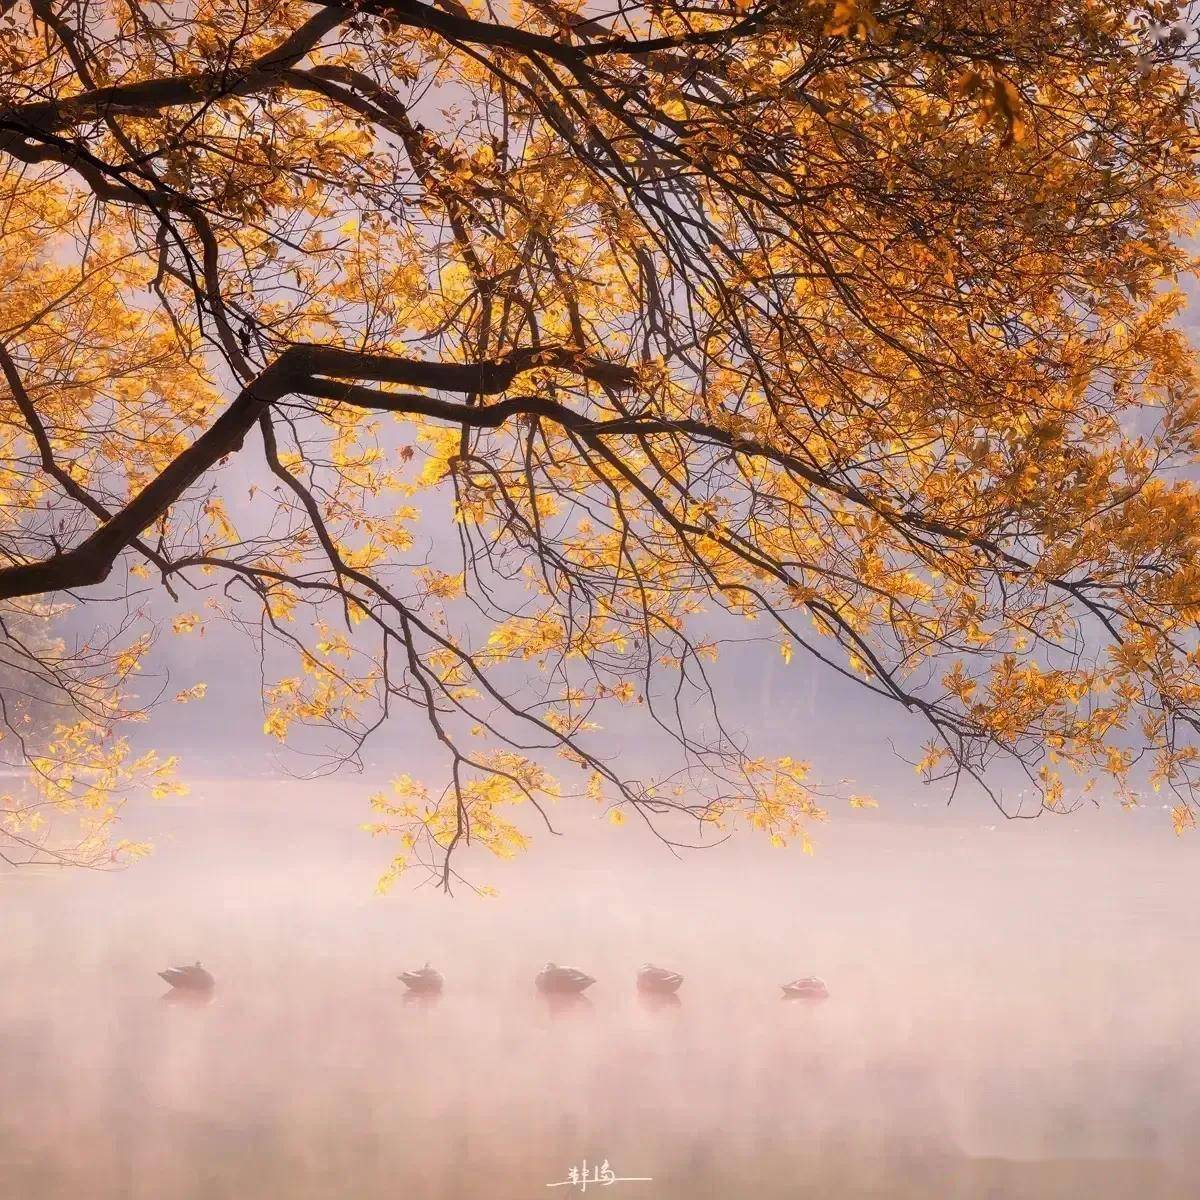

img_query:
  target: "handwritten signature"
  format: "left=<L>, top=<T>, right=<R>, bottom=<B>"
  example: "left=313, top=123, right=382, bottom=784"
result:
left=546, top=1159, right=652, bottom=1192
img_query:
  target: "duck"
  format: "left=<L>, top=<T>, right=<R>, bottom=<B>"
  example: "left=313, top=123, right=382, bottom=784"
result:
left=636, top=963, right=684, bottom=994
left=158, top=962, right=215, bottom=992
left=398, top=962, right=444, bottom=994
left=535, top=962, right=596, bottom=994
left=781, top=976, right=828, bottom=1000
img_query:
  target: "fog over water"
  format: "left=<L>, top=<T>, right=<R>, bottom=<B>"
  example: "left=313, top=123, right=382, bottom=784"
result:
left=3, top=777, right=1199, bottom=1199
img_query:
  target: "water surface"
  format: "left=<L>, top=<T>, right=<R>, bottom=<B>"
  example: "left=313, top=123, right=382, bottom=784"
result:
left=2, top=781, right=1197, bottom=1198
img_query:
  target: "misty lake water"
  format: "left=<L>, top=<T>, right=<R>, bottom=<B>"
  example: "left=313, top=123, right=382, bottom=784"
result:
left=3, top=778, right=1199, bottom=1199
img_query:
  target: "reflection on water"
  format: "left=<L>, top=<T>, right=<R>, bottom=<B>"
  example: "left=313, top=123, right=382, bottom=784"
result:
left=401, top=989, right=442, bottom=1010
left=539, top=991, right=595, bottom=1018
left=159, top=988, right=216, bottom=1009
left=2, top=780, right=1199, bottom=1199
left=636, top=991, right=682, bottom=1013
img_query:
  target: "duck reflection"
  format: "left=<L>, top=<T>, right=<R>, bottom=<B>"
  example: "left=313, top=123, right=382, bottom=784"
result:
left=402, top=989, right=443, bottom=1010
left=539, top=991, right=594, bottom=1017
left=637, top=990, right=682, bottom=1013
left=159, top=987, right=215, bottom=1008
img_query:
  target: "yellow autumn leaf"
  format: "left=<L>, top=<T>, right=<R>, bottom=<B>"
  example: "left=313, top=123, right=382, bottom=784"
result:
left=263, top=711, right=290, bottom=741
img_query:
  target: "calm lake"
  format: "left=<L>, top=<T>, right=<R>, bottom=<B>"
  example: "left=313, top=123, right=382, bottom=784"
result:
left=2, top=779, right=1198, bottom=1199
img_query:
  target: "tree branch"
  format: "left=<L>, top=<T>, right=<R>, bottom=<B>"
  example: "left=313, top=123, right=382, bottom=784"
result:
left=0, top=343, right=635, bottom=600
left=3, top=5, right=349, bottom=133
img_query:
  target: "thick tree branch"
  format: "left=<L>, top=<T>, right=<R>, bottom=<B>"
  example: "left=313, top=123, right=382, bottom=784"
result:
left=4, top=5, right=349, bottom=133
left=0, top=344, right=635, bottom=600
left=337, top=0, right=766, bottom=62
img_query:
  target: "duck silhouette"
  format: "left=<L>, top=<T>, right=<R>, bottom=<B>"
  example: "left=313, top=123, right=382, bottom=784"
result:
left=535, top=963, right=595, bottom=994
left=158, top=962, right=215, bottom=992
left=637, top=963, right=684, bottom=994
left=781, top=976, right=828, bottom=1000
left=398, top=962, right=444, bottom=994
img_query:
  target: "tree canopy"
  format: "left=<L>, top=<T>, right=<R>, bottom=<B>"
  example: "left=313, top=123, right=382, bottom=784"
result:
left=1, top=0, right=1199, bottom=885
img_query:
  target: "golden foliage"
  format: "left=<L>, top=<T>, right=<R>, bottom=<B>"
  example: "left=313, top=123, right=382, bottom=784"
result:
left=0, top=0, right=1198, bottom=882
